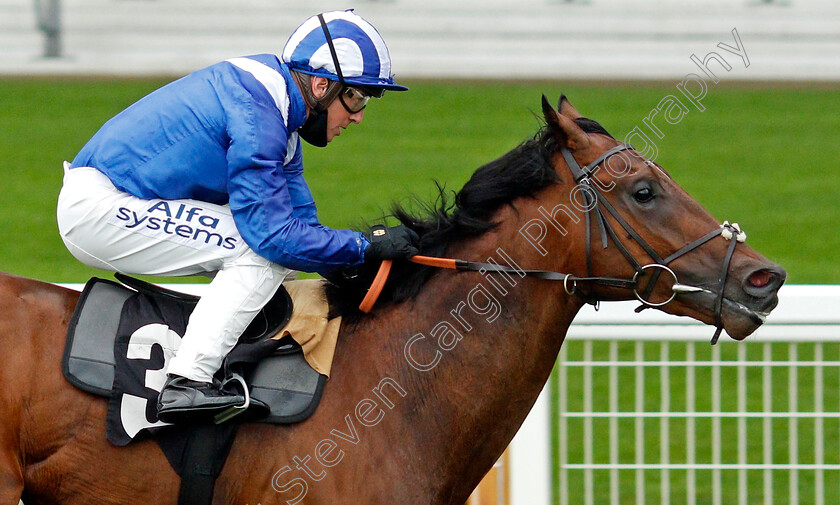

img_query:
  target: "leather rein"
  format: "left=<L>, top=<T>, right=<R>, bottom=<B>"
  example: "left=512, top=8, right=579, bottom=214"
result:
left=359, top=144, right=746, bottom=345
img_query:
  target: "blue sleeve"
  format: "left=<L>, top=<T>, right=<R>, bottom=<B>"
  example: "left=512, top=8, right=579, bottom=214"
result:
left=283, top=143, right=320, bottom=226
left=221, top=75, right=367, bottom=275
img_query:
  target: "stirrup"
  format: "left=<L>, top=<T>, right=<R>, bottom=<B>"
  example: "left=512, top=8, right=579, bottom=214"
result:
left=214, top=373, right=250, bottom=424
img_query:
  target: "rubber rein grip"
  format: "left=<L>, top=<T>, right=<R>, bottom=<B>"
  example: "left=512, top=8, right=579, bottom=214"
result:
left=358, top=256, right=453, bottom=312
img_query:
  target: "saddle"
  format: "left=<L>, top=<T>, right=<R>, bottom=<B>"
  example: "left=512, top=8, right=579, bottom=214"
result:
left=62, top=274, right=338, bottom=505
left=62, top=274, right=329, bottom=443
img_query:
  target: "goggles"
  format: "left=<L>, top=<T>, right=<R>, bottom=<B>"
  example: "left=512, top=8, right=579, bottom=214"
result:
left=339, top=86, right=371, bottom=113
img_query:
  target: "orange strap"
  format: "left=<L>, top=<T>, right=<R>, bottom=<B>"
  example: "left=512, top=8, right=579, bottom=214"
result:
left=357, top=255, right=462, bottom=313
left=409, top=255, right=458, bottom=269
left=358, top=259, right=393, bottom=313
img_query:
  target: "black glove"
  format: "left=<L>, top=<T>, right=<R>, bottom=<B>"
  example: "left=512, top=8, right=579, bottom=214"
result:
left=364, top=224, right=420, bottom=262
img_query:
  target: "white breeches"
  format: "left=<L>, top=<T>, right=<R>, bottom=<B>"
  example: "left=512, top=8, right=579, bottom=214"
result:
left=56, top=164, right=294, bottom=382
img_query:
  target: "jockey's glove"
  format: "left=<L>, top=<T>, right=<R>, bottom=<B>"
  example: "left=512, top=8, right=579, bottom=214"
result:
left=364, top=224, right=420, bottom=262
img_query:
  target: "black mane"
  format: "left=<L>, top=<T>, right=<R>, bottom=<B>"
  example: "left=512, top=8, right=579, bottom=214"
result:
left=326, top=117, right=612, bottom=319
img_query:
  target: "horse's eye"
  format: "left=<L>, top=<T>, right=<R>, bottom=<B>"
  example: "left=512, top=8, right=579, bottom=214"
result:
left=633, top=187, right=655, bottom=203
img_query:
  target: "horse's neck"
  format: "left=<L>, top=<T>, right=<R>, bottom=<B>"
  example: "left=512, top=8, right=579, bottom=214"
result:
left=378, top=239, right=584, bottom=501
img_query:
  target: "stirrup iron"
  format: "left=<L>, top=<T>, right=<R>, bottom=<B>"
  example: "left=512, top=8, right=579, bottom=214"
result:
left=214, top=373, right=250, bottom=424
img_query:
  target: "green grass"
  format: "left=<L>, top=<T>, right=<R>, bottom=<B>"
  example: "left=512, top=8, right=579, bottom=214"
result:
left=1, top=77, right=838, bottom=283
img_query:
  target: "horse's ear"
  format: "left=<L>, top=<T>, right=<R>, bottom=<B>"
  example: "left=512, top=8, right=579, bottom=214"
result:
left=542, top=94, right=590, bottom=150
left=558, top=94, right=583, bottom=119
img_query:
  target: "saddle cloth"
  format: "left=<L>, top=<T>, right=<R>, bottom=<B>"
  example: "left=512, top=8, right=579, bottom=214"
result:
left=62, top=275, right=341, bottom=446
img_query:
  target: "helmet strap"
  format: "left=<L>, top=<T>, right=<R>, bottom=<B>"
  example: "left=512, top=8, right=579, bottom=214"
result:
left=318, top=14, right=347, bottom=87
left=293, top=71, right=339, bottom=109
left=298, top=106, right=329, bottom=147
left=292, top=72, right=339, bottom=147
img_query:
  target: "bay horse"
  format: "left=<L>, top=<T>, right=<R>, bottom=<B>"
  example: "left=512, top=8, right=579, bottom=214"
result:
left=0, top=95, right=784, bottom=505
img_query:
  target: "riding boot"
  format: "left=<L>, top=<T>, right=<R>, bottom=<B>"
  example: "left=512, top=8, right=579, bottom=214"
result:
left=157, top=374, right=245, bottom=424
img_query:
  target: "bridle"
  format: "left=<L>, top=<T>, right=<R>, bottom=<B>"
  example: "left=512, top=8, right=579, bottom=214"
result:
left=554, top=143, right=746, bottom=344
left=359, top=143, right=747, bottom=345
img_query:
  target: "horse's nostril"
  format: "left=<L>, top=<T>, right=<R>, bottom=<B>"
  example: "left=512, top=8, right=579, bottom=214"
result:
left=748, top=269, right=775, bottom=289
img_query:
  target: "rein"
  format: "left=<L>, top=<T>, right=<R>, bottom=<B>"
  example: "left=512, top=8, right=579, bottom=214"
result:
left=359, top=144, right=747, bottom=345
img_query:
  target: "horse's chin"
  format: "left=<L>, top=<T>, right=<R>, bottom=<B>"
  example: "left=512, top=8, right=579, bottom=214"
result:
left=662, top=291, right=779, bottom=341
left=719, top=296, right=775, bottom=340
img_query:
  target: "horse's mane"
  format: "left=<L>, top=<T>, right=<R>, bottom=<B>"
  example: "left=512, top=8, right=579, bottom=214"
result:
left=326, top=117, right=613, bottom=319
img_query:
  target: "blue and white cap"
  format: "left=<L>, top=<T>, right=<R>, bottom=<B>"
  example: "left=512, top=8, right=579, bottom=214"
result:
left=282, top=10, right=408, bottom=92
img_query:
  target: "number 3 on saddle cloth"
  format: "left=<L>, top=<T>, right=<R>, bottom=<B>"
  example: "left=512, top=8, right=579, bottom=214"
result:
left=61, top=274, right=333, bottom=446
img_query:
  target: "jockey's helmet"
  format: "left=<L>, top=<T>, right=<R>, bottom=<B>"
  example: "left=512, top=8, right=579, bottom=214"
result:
left=282, top=10, right=408, bottom=95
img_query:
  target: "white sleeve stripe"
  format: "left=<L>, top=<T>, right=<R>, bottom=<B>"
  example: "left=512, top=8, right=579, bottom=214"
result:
left=226, top=57, right=290, bottom=125
left=285, top=132, right=298, bottom=165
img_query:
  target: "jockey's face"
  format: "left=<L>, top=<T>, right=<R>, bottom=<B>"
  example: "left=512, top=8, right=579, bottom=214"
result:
left=311, top=77, right=365, bottom=143
left=324, top=90, right=364, bottom=142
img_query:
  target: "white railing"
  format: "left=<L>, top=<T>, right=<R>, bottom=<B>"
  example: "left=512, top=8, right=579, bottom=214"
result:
left=552, top=285, right=840, bottom=505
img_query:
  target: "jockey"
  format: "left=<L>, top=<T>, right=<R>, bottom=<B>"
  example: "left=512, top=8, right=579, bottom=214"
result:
left=56, top=10, right=418, bottom=423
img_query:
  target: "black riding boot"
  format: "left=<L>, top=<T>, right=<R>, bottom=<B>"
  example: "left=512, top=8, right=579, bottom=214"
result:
left=157, top=374, right=245, bottom=424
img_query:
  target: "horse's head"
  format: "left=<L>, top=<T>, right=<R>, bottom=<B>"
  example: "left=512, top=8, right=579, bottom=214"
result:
left=540, top=95, right=785, bottom=340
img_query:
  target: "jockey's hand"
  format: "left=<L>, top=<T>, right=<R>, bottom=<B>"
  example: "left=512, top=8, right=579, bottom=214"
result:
left=364, top=224, right=420, bottom=262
